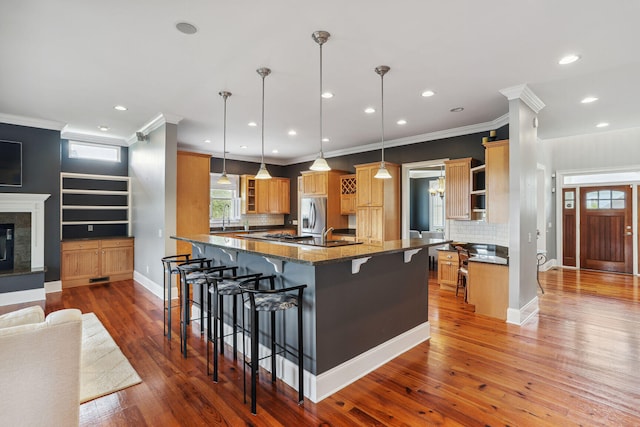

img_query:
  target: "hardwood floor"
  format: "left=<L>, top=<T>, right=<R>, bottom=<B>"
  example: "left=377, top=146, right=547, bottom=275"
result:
left=2, top=268, right=639, bottom=426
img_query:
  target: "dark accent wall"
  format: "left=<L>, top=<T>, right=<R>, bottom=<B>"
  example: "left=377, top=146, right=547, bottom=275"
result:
left=209, top=157, right=287, bottom=178
left=0, top=123, right=61, bottom=282
left=410, top=178, right=433, bottom=232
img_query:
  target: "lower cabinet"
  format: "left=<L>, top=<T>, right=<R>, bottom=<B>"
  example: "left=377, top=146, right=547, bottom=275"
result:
left=437, top=250, right=459, bottom=291
left=61, top=237, right=134, bottom=288
left=356, top=206, right=384, bottom=245
left=467, top=262, right=509, bottom=320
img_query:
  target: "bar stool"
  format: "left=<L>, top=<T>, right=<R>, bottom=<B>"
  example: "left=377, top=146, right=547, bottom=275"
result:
left=205, top=269, right=263, bottom=381
left=455, top=246, right=470, bottom=302
left=177, top=258, right=216, bottom=357
left=240, top=275, right=306, bottom=414
left=161, top=254, right=190, bottom=341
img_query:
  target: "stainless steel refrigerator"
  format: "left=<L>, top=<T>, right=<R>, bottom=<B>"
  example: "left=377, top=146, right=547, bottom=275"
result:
left=300, top=196, right=327, bottom=237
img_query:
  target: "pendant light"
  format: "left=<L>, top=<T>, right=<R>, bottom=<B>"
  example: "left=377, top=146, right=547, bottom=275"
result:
left=254, top=67, right=272, bottom=180
left=374, top=65, right=392, bottom=179
left=429, top=165, right=445, bottom=197
left=309, top=30, right=331, bottom=171
left=217, top=91, right=232, bottom=185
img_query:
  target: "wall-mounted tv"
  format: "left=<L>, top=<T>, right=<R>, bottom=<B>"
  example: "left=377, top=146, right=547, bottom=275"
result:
left=0, top=140, right=22, bottom=187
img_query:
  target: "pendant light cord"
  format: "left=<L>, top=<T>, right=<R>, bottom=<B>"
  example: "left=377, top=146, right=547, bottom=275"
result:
left=319, top=41, right=324, bottom=157
left=261, top=74, right=265, bottom=164
left=380, top=72, right=385, bottom=164
left=222, top=94, right=227, bottom=174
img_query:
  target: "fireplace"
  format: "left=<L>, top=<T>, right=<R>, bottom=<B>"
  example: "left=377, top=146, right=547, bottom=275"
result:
left=0, top=224, right=15, bottom=271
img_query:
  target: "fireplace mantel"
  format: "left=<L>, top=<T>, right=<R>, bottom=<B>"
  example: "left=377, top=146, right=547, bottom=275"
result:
left=0, top=193, right=50, bottom=269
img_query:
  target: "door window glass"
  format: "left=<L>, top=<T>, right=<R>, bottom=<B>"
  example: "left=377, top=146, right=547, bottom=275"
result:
left=585, top=190, right=625, bottom=210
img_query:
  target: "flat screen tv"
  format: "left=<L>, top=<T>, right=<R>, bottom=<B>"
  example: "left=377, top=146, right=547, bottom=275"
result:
left=0, top=140, right=22, bottom=187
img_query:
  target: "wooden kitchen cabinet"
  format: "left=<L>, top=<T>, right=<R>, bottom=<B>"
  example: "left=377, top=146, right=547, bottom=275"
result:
left=467, top=261, right=509, bottom=320
left=355, top=162, right=400, bottom=245
left=483, top=139, right=509, bottom=223
left=61, top=237, right=134, bottom=288
left=242, top=175, right=290, bottom=214
left=300, top=171, right=328, bottom=196
left=256, top=177, right=290, bottom=214
left=437, top=250, right=459, bottom=291
left=340, top=174, right=357, bottom=215
left=444, top=157, right=482, bottom=220
left=177, top=151, right=211, bottom=255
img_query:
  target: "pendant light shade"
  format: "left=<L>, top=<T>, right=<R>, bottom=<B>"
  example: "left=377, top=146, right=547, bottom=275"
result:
left=217, top=91, right=232, bottom=185
left=309, top=30, right=331, bottom=172
left=374, top=65, right=392, bottom=179
left=255, top=67, right=272, bottom=180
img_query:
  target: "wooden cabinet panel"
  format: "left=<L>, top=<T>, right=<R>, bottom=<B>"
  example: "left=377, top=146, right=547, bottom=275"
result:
left=301, top=172, right=328, bottom=196
left=467, top=262, right=509, bottom=320
left=255, top=177, right=290, bottom=214
left=241, top=175, right=257, bottom=214
left=62, top=238, right=134, bottom=288
left=354, top=162, right=399, bottom=245
left=339, top=174, right=357, bottom=215
left=444, top=158, right=472, bottom=220
left=177, top=151, right=211, bottom=255
left=483, top=140, right=509, bottom=223
left=437, top=251, right=459, bottom=291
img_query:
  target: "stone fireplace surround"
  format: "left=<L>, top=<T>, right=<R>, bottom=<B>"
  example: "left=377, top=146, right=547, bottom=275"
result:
left=0, top=193, right=50, bottom=306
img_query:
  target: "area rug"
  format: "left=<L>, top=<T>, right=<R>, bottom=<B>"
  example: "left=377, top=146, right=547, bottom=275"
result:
left=80, top=313, right=142, bottom=403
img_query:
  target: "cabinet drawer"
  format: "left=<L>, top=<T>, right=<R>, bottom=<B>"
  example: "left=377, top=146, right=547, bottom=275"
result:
left=62, top=240, right=100, bottom=251
left=101, top=238, right=133, bottom=248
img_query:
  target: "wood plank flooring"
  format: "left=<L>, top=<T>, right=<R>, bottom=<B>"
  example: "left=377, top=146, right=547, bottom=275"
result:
left=2, top=268, right=639, bottom=426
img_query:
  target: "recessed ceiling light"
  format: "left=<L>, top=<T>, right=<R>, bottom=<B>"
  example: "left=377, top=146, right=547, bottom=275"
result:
left=559, top=54, right=580, bottom=65
left=176, top=22, right=198, bottom=35
left=272, top=149, right=279, bottom=153
left=364, top=107, right=376, bottom=114
left=322, top=137, right=330, bottom=142
left=288, top=130, right=297, bottom=136
left=248, top=122, right=257, bottom=127
left=321, top=92, right=334, bottom=99
left=581, top=96, right=598, bottom=104
left=204, top=139, right=211, bottom=143
left=397, top=119, right=407, bottom=125
left=114, top=105, right=127, bottom=111
left=450, top=107, right=464, bottom=113
left=421, top=90, right=435, bottom=97
left=596, top=122, right=609, bottom=128
left=240, top=145, right=248, bottom=149
left=98, top=125, right=109, bottom=131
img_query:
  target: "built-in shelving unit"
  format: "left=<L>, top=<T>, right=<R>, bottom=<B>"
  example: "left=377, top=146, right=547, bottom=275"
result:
left=470, top=164, right=486, bottom=220
left=60, top=172, right=131, bottom=239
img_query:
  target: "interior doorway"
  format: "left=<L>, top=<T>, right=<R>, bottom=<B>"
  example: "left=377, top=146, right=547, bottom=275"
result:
left=579, top=185, right=633, bottom=273
left=401, top=159, right=448, bottom=239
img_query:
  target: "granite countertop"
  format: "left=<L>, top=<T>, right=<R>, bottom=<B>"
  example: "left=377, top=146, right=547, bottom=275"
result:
left=172, top=233, right=451, bottom=266
left=61, top=236, right=134, bottom=242
left=332, top=228, right=356, bottom=236
left=210, top=225, right=296, bottom=234
left=437, top=242, right=509, bottom=266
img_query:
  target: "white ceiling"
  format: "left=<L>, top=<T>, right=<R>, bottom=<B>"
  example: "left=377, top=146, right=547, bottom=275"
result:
left=2, top=1, right=639, bottom=165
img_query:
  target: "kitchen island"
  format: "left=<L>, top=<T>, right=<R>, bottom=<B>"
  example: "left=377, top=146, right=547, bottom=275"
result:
left=172, top=233, right=449, bottom=402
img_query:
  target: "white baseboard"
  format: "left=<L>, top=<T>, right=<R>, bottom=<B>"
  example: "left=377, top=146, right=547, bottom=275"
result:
left=539, top=258, right=556, bottom=271
left=133, top=271, right=169, bottom=300
left=507, top=296, right=539, bottom=325
left=45, top=280, right=62, bottom=293
left=212, top=320, right=431, bottom=403
left=0, top=288, right=45, bottom=307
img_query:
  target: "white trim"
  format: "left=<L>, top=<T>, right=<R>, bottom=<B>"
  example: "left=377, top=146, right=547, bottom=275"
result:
left=499, top=84, right=546, bottom=114
left=0, top=112, right=65, bottom=131
left=61, top=128, right=127, bottom=146
left=133, top=271, right=165, bottom=299
left=507, top=296, right=539, bottom=325
left=45, top=280, right=62, bottom=293
left=0, top=193, right=50, bottom=269
left=0, top=287, right=45, bottom=307
left=127, top=113, right=184, bottom=145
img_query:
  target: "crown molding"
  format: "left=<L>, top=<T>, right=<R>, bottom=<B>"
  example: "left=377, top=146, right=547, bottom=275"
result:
left=0, top=112, right=65, bottom=131
left=128, top=113, right=184, bottom=145
left=499, top=84, right=545, bottom=114
left=288, top=113, right=510, bottom=165
left=176, top=143, right=289, bottom=166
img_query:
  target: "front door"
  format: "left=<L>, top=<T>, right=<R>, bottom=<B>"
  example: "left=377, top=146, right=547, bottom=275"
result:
left=579, top=185, right=633, bottom=273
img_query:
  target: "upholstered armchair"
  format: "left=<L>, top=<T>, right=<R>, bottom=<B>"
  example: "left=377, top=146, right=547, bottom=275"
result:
left=0, top=306, right=83, bottom=426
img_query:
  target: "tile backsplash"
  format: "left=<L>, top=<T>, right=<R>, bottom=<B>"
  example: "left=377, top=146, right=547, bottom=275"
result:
left=447, top=220, right=509, bottom=246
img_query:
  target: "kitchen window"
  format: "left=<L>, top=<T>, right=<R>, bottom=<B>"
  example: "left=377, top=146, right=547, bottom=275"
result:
left=210, top=174, right=241, bottom=225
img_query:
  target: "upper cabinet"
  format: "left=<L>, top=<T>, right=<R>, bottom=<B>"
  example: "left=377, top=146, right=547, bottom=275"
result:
left=355, top=162, right=400, bottom=245
left=177, top=151, right=211, bottom=255
left=483, top=139, right=509, bottom=223
left=444, top=157, right=476, bottom=220
left=339, top=174, right=357, bottom=215
left=242, top=175, right=290, bottom=214
left=300, top=171, right=328, bottom=196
